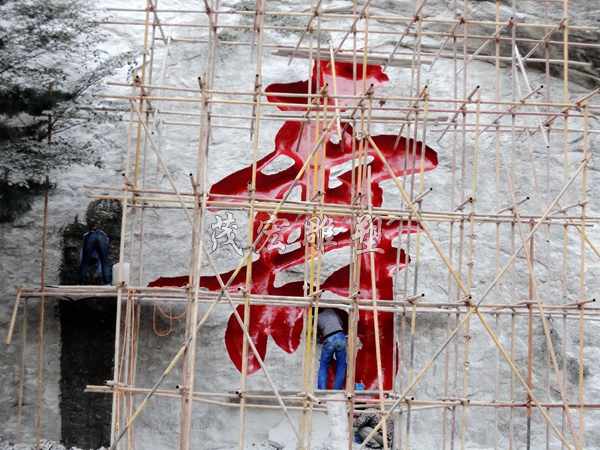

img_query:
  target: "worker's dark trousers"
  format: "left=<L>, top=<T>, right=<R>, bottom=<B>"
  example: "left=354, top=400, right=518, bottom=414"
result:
left=79, top=230, right=111, bottom=285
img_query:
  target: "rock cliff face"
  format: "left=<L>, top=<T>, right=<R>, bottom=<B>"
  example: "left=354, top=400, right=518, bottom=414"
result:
left=1, top=1, right=599, bottom=449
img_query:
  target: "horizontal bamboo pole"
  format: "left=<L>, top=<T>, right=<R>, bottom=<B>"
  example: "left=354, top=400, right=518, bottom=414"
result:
left=13, top=287, right=600, bottom=321
left=129, top=109, right=597, bottom=133
left=101, top=17, right=597, bottom=32
left=103, top=7, right=598, bottom=35
left=96, top=91, right=600, bottom=112
left=85, top=385, right=600, bottom=411
left=166, top=34, right=600, bottom=54
left=84, top=193, right=598, bottom=229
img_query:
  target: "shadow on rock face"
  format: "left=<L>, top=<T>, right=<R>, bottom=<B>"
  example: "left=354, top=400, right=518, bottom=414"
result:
left=57, top=199, right=121, bottom=449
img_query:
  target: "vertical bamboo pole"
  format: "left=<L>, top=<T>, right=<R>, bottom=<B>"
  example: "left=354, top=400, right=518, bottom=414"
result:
left=35, top=91, right=53, bottom=448
left=125, top=291, right=138, bottom=450
left=527, top=220, right=534, bottom=450
left=239, top=1, right=268, bottom=446
left=109, top=9, right=147, bottom=443
left=347, top=6, right=360, bottom=426
left=179, top=288, right=192, bottom=443
left=577, top=303, right=585, bottom=448
left=120, top=293, right=131, bottom=449
left=16, top=297, right=28, bottom=443
left=347, top=2, right=359, bottom=442
left=401, top=152, right=414, bottom=450
left=561, top=3, right=571, bottom=443
left=367, top=167, right=389, bottom=450
left=493, top=4, right=502, bottom=446
left=306, top=68, right=325, bottom=450
left=543, top=9, right=552, bottom=450
left=546, top=328, right=551, bottom=450
left=459, top=3, right=470, bottom=445
left=347, top=293, right=359, bottom=450
left=562, top=289, right=567, bottom=446
left=443, top=310, right=451, bottom=450
left=131, top=0, right=151, bottom=191
left=111, top=157, right=133, bottom=448
left=460, top=90, right=480, bottom=450
left=445, top=8, right=460, bottom=448
left=404, top=292, right=416, bottom=450
left=508, top=1, right=517, bottom=442
left=402, top=12, right=423, bottom=449
left=182, top=0, right=221, bottom=443
left=509, top=310, right=515, bottom=450
left=308, top=297, right=321, bottom=449
left=179, top=130, right=197, bottom=447
left=180, top=176, right=206, bottom=450
left=300, top=13, right=316, bottom=443
left=393, top=222, right=404, bottom=449
left=133, top=0, right=159, bottom=290
left=506, top=171, right=580, bottom=449
left=398, top=306, right=406, bottom=448
left=494, top=313, right=500, bottom=450
left=577, top=100, right=588, bottom=449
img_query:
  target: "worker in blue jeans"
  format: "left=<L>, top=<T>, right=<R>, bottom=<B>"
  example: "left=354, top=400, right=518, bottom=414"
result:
left=79, top=229, right=112, bottom=285
left=316, top=308, right=347, bottom=390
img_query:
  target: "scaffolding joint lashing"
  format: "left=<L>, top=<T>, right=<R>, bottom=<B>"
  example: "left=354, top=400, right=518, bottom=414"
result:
left=563, top=298, right=595, bottom=308
left=413, top=187, right=433, bottom=204
left=297, top=392, right=322, bottom=404
left=309, top=191, right=324, bottom=202
left=122, top=173, right=134, bottom=187
left=440, top=396, right=470, bottom=404
left=454, top=295, right=472, bottom=305
left=406, top=293, right=425, bottom=304
left=104, top=380, right=126, bottom=390
left=559, top=17, right=567, bottom=30
left=553, top=200, right=587, bottom=215
left=352, top=192, right=364, bottom=205
left=496, top=196, right=529, bottom=214
left=453, top=197, right=473, bottom=212
left=188, top=173, right=198, bottom=191
left=308, top=289, right=325, bottom=299
left=177, top=385, right=189, bottom=396
left=387, top=393, right=413, bottom=402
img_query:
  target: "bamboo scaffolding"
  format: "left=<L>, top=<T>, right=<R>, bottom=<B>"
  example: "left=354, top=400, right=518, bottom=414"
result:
left=100, top=14, right=597, bottom=32
left=108, top=105, right=339, bottom=447
left=239, top=1, right=267, bottom=447
left=506, top=170, right=579, bottom=447
left=11, top=1, right=600, bottom=448
left=84, top=384, right=600, bottom=408
left=12, top=287, right=600, bottom=314
left=353, top=143, right=593, bottom=449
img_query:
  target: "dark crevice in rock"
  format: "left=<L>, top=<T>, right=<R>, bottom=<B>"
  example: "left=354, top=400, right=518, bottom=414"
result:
left=58, top=200, right=121, bottom=449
